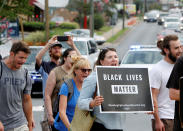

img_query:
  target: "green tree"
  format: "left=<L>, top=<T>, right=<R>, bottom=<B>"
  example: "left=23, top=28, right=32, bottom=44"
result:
left=67, top=0, right=90, bottom=28
left=0, top=0, right=33, bottom=20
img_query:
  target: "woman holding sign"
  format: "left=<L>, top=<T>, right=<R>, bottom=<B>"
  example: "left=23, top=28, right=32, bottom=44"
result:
left=78, top=48, right=126, bottom=131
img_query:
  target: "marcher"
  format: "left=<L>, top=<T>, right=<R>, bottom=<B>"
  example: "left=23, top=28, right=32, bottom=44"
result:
left=44, top=48, right=78, bottom=129
left=0, top=121, right=4, bottom=131
left=78, top=48, right=126, bottom=131
left=167, top=56, right=183, bottom=130
left=35, top=35, right=80, bottom=98
left=54, top=57, right=91, bottom=131
left=0, top=41, right=34, bottom=131
left=149, top=35, right=183, bottom=131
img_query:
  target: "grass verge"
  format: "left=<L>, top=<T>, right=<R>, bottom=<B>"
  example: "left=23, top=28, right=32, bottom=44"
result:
left=95, top=26, right=112, bottom=35
left=107, top=28, right=128, bottom=43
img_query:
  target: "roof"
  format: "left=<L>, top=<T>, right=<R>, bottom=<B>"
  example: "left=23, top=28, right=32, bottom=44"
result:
left=36, top=0, right=69, bottom=8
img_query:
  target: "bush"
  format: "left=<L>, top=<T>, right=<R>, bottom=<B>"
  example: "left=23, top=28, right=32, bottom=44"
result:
left=25, top=31, right=46, bottom=44
left=59, top=22, right=79, bottom=29
left=94, top=14, right=104, bottom=30
left=22, top=21, right=57, bottom=32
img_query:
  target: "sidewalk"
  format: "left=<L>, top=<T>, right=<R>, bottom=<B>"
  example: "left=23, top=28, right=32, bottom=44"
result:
left=101, top=17, right=138, bottom=45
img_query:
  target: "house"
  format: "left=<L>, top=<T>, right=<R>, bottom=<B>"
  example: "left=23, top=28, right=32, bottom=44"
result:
left=29, top=0, right=70, bottom=22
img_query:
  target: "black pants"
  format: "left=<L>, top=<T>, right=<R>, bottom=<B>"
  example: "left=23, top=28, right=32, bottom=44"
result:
left=91, top=122, right=123, bottom=131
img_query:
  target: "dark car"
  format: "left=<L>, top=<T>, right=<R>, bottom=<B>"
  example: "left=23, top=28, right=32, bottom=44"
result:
left=23, top=46, right=50, bottom=97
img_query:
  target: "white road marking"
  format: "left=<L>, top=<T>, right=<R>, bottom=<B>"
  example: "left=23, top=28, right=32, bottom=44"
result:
left=33, top=106, right=44, bottom=112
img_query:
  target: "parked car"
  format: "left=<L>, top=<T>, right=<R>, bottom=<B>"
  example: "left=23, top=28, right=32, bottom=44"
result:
left=23, top=46, right=50, bottom=96
left=157, top=12, right=169, bottom=25
left=60, top=37, right=99, bottom=68
left=120, top=45, right=163, bottom=71
left=64, top=29, right=106, bottom=45
left=50, top=16, right=64, bottom=26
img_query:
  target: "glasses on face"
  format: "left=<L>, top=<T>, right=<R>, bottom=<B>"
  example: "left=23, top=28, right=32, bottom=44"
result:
left=80, top=68, right=92, bottom=73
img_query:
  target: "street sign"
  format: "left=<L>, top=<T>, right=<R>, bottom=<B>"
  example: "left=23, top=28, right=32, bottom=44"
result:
left=96, top=66, right=153, bottom=113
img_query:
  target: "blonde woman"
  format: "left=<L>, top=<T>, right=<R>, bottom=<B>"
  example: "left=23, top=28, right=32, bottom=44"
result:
left=54, top=57, right=91, bottom=131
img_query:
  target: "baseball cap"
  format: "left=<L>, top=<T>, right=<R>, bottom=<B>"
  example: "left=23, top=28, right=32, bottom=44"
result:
left=49, top=43, right=62, bottom=49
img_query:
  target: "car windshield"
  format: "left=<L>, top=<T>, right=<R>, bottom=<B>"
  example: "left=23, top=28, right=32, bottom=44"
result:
left=165, top=18, right=179, bottom=22
left=25, top=48, right=50, bottom=65
left=61, top=41, right=88, bottom=55
left=166, top=23, right=179, bottom=29
left=121, top=51, right=163, bottom=64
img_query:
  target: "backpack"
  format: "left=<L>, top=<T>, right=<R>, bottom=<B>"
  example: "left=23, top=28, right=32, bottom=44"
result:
left=52, top=78, right=74, bottom=118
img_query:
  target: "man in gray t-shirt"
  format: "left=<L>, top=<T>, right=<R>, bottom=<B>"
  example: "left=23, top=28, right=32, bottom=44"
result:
left=0, top=41, right=34, bottom=131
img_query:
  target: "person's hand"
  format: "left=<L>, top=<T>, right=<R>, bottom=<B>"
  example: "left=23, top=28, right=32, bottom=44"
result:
left=155, top=120, right=165, bottom=131
left=47, top=35, right=57, bottom=47
left=66, top=36, right=74, bottom=47
left=90, top=96, right=104, bottom=108
left=32, top=118, right=35, bottom=128
left=147, top=111, right=154, bottom=115
left=0, top=122, right=4, bottom=131
left=47, top=114, right=54, bottom=126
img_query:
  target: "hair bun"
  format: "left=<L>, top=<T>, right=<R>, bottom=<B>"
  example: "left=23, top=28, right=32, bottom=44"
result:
left=71, top=55, right=83, bottom=64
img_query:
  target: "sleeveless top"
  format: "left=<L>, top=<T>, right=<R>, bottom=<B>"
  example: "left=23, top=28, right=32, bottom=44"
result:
left=51, top=66, right=70, bottom=107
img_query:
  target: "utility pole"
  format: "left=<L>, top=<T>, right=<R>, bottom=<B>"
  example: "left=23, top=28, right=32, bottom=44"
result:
left=45, top=0, right=49, bottom=42
left=122, top=0, right=125, bottom=30
left=84, top=0, right=87, bottom=29
left=144, top=0, right=147, bottom=13
left=90, top=0, right=94, bottom=37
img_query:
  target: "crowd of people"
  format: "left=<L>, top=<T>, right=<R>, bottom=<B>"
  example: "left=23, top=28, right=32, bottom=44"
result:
left=0, top=34, right=183, bottom=131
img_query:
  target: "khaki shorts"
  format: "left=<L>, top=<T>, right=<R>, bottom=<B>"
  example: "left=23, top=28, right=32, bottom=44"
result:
left=152, top=119, right=174, bottom=131
left=6, top=124, right=29, bottom=131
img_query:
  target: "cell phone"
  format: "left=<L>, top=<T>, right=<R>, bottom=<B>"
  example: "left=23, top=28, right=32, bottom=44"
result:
left=57, top=36, right=69, bottom=41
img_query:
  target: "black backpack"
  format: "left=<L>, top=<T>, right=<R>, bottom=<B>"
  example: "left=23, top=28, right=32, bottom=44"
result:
left=52, top=78, right=74, bottom=118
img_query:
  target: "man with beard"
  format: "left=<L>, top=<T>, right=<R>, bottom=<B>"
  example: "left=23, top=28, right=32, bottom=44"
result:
left=149, top=35, right=182, bottom=131
left=35, top=36, right=80, bottom=98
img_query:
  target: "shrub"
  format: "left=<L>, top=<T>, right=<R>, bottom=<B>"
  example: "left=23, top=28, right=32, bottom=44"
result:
left=94, top=14, right=104, bottom=30
left=59, top=22, right=79, bottom=29
left=22, top=21, right=57, bottom=32
left=25, top=31, right=46, bottom=44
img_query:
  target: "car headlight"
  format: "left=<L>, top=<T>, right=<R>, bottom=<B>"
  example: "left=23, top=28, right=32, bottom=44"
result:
left=144, top=16, right=147, bottom=19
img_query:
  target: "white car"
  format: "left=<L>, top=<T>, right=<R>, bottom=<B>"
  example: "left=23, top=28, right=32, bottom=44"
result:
left=120, top=45, right=163, bottom=71
left=64, top=29, right=106, bottom=45
left=60, top=37, right=99, bottom=68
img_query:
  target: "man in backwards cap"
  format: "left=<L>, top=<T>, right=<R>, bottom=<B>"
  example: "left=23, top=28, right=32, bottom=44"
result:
left=35, top=35, right=80, bottom=98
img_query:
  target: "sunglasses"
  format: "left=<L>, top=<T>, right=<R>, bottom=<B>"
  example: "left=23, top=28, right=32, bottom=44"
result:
left=80, top=68, right=92, bottom=73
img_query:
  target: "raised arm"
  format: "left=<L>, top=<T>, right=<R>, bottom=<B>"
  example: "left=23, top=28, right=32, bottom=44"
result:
left=44, top=70, right=56, bottom=125
left=67, top=36, right=81, bottom=56
left=36, top=36, right=57, bottom=66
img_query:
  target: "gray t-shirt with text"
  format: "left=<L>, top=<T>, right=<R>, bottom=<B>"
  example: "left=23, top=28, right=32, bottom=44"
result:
left=0, top=62, right=32, bottom=130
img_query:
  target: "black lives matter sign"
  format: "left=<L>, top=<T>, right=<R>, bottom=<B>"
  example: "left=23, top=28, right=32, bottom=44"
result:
left=96, top=66, right=153, bottom=113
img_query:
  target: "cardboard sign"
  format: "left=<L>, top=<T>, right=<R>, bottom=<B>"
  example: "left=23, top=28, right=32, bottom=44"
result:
left=96, top=66, right=153, bottom=113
